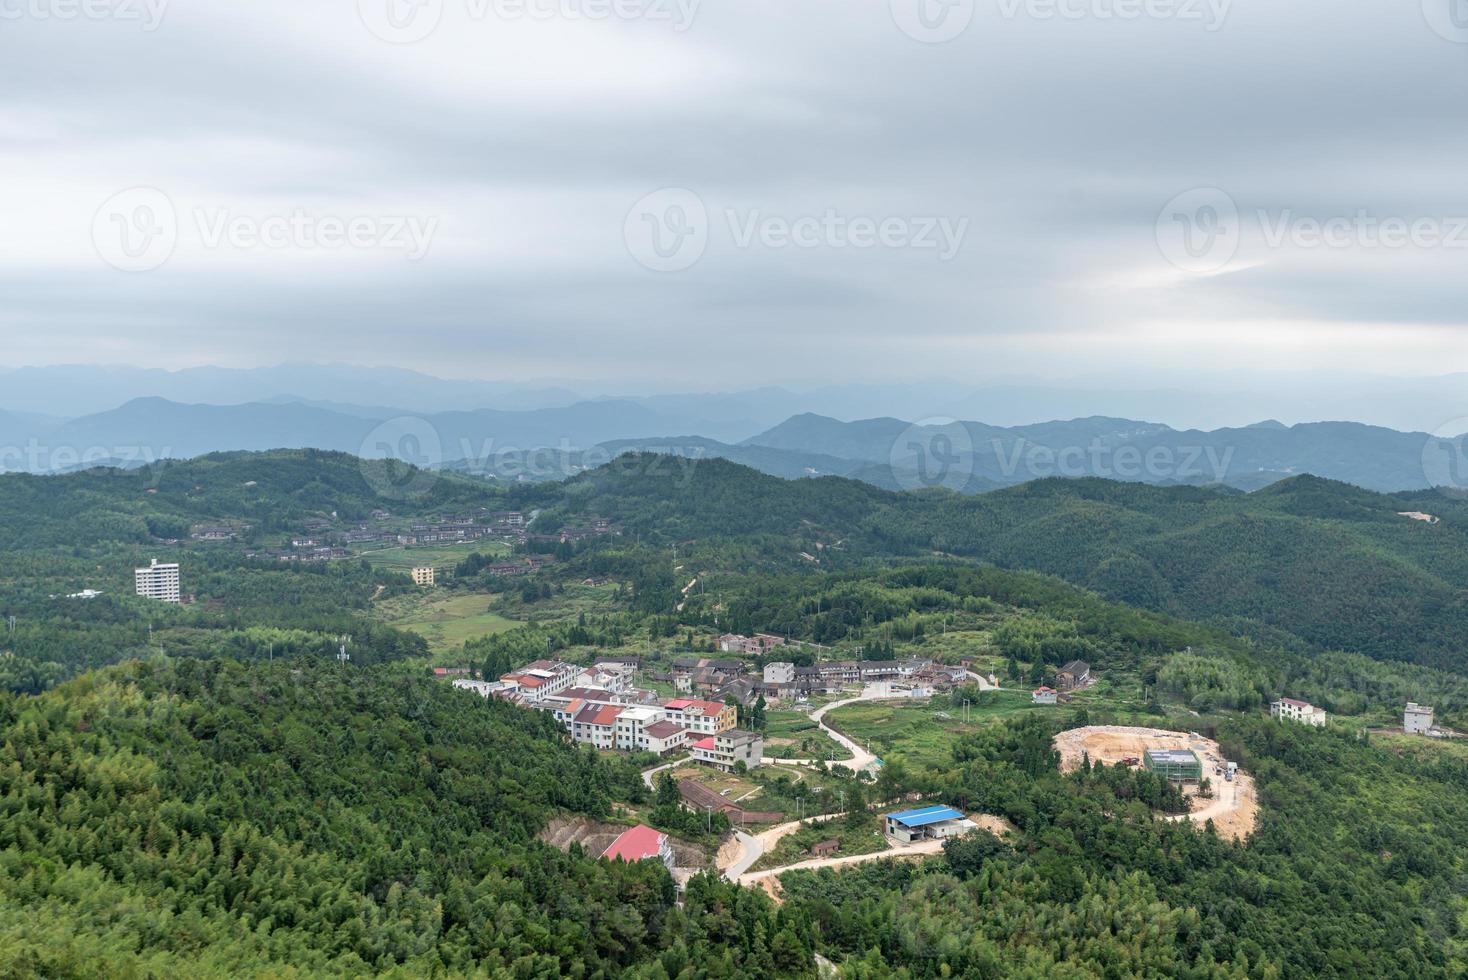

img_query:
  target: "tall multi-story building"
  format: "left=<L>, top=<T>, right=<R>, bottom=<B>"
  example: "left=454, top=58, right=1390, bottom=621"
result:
left=411, top=566, right=436, bottom=586
left=134, top=559, right=180, bottom=603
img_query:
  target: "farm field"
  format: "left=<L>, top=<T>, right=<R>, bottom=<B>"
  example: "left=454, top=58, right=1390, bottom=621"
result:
left=377, top=591, right=521, bottom=653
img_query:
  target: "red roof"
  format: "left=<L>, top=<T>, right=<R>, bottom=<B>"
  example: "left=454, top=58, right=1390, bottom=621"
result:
left=575, top=704, right=623, bottom=727
left=602, top=824, right=667, bottom=862
left=644, top=721, right=685, bottom=739
left=691, top=736, right=717, bottom=751
left=1279, top=698, right=1314, bottom=708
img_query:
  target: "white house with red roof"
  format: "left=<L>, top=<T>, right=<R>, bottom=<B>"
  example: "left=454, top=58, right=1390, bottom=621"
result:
left=642, top=721, right=688, bottom=755
left=499, top=660, right=580, bottom=702
left=662, top=698, right=737, bottom=736
left=602, top=825, right=674, bottom=868
left=690, top=729, right=764, bottom=771
left=571, top=703, right=623, bottom=749
left=1031, top=686, right=1058, bottom=705
left=1270, top=697, right=1327, bottom=727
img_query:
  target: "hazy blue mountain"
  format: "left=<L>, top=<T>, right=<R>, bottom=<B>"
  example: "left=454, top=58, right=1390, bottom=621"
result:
left=0, top=364, right=586, bottom=417
left=744, top=414, right=1456, bottom=493
left=13, top=397, right=764, bottom=473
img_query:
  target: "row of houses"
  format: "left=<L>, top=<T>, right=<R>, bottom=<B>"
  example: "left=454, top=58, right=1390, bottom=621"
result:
left=453, top=664, right=764, bottom=770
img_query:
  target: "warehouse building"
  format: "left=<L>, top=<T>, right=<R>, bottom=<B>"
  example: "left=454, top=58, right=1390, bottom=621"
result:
left=884, top=805, right=977, bottom=843
left=1143, top=748, right=1202, bottom=783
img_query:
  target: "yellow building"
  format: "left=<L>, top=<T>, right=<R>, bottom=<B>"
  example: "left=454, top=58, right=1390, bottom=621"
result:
left=412, top=567, right=436, bottom=587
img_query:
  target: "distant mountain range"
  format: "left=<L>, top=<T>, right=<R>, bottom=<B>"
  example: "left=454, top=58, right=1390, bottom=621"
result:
left=4, top=386, right=1468, bottom=494
left=11, top=362, right=1468, bottom=434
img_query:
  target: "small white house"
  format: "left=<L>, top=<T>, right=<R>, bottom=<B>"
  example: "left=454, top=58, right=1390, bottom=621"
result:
left=1270, top=698, right=1327, bottom=727
left=1405, top=702, right=1435, bottom=735
left=1031, top=686, right=1058, bottom=705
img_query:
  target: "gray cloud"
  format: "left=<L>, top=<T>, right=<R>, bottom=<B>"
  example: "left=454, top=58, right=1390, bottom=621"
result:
left=0, top=0, right=1466, bottom=385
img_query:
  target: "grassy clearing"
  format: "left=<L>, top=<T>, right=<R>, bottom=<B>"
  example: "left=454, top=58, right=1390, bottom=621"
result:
left=377, top=591, right=522, bottom=653
left=1371, top=731, right=1468, bottom=761
left=763, top=710, right=853, bottom=761
left=749, top=813, right=887, bottom=872
left=825, top=689, right=1038, bottom=771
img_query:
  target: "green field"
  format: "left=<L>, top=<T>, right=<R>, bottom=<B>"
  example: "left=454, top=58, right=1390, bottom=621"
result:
left=824, top=689, right=1039, bottom=771
left=763, top=710, right=854, bottom=761
left=377, top=591, right=522, bottom=653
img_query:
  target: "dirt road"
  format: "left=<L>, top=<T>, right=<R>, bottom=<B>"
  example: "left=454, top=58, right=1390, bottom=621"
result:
left=736, top=837, right=944, bottom=887
left=718, top=813, right=842, bottom=881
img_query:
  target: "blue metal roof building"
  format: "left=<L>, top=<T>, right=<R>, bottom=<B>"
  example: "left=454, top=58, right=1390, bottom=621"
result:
left=885, top=804, right=974, bottom=842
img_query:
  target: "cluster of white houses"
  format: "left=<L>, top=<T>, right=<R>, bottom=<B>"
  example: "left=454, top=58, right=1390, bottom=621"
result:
left=455, top=660, right=764, bottom=770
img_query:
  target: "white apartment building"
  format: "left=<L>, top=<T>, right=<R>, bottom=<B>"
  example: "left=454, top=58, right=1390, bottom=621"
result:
left=663, top=698, right=737, bottom=736
left=613, top=705, right=666, bottom=751
left=499, top=660, right=579, bottom=703
left=763, top=662, right=795, bottom=685
left=134, top=559, right=181, bottom=603
left=690, top=730, right=764, bottom=771
left=1271, top=698, right=1328, bottom=727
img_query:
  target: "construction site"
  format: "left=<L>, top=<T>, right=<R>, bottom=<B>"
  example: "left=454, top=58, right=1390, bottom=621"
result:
left=1054, top=725, right=1258, bottom=841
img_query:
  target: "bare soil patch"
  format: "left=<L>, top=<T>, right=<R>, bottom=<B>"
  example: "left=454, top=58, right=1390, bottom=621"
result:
left=1053, top=726, right=1258, bottom=842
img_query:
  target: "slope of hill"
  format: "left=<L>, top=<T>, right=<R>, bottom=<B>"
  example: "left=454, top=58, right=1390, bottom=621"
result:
left=0, top=659, right=790, bottom=976
left=531, top=458, right=1468, bottom=669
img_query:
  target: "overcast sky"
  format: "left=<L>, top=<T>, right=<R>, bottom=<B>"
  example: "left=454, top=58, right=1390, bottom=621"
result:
left=2, top=0, right=1466, bottom=387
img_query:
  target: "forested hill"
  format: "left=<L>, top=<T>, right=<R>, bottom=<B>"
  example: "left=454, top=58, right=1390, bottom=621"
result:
left=532, top=457, right=1468, bottom=669
left=0, top=658, right=803, bottom=976
left=0, top=450, right=501, bottom=548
